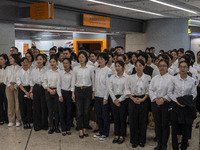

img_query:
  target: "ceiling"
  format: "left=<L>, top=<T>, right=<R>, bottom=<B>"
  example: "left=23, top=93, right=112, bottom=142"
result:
left=43, top=0, right=200, bottom=20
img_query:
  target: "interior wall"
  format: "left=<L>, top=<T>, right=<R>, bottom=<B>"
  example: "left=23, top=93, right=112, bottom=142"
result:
left=191, top=37, right=200, bottom=56
left=125, top=32, right=146, bottom=52
left=107, top=35, right=125, bottom=50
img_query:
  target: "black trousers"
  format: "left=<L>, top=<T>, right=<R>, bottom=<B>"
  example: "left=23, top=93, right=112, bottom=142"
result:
left=171, top=102, right=190, bottom=150
left=75, top=86, right=92, bottom=130
left=95, top=97, right=110, bottom=137
left=129, top=95, right=148, bottom=145
left=0, top=84, right=8, bottom=122
left=33, top=84, right=48, bottom=129
left=111, top=97, right=128, bottom=137
left=152, top=102, right=171, bottom=148
left=58, top=90, right=72, bottom=132
left=18, top=86, right=32, bottom=124
left=45, top=90, right=59, bottom=128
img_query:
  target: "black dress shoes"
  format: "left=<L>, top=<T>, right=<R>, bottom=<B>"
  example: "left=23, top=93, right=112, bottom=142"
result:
left=79, top=134, right=84, bottom=138
left=55, top=127, right=60, bottom=133
left=117, top=138, right=125, bottom=144
left=23, top=124, right=28, bottom=129
left=48, top=128, right=54, bottom=134
left=139, top=143, right=145, bottom=147
left=83, top=133, right=89, bottom=137
left=62, top=132, right=67, bottom=136
left=132, top=143, right=138, bottom=148
left=112, top=138, right=119, bottom=144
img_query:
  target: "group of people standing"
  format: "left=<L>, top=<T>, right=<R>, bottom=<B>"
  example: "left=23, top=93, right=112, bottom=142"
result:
left=0, top=46, right=199, bottom=150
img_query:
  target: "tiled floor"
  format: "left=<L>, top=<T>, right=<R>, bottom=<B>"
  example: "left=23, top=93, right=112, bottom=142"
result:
left=0, top=117, right=199, bottom=150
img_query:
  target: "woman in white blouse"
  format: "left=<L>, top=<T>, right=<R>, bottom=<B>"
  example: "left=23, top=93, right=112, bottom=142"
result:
left=25, top=52, right=35, bottom=70
left=16, top=57, right=32, bottom=129
left=109, top=60, right=128, bottom=144
left=71, top=51, right=94, bottom=138
left=93, top=53, right=112, bottom=141
left=149, top=59, right=173, bottom=150
left=43, top=54, right=60, bottom=134
left=4, top=54, right=21, bottom=127
left=125, top=59, right=151, bottom=148
left=168, top=60, right=197, bottom=150
left=0, top=54, right=9, bottom=125
left=30, top=54, right=48, bottom=132
left=57, top=58, right=73, bottom=136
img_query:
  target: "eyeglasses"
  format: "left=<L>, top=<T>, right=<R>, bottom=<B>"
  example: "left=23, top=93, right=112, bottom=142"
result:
left=158, top=65, right=167, bottom=68
left=179, top=66, right=188, bottom=69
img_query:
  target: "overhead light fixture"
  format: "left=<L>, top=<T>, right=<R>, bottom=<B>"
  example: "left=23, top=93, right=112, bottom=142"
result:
left=87, top=0, right=163, bottom=16
left=150, top=0, right=197, bottom=14
left=190, top=19, right=200, bottom=23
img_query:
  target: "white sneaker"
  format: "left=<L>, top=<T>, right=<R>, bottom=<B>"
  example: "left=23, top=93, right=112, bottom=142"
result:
left=16, top=122, right=21, bottom=127
left=99, top=135, right=107, bottom=141
left=93, top=133, right=101, bottom=138
left=8, top=123, right=15, bottom=127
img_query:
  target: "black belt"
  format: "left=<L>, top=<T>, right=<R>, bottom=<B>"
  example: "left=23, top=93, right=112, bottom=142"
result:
left=76, top=86, right=91, bottom=90
left=133, top=95, right=145, bottom=98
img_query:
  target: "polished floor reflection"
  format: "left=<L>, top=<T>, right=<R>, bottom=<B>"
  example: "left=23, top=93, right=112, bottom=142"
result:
left=0, top=116, right=199, bottom=150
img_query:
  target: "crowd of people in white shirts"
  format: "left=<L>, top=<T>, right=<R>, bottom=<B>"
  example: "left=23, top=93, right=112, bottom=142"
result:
left=0, top=45, right=199, bottom=150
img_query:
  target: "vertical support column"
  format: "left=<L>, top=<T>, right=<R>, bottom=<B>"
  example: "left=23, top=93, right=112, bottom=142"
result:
left=0, top=22, right=15, bottom=55
left=146, top=18, right=188, bottom=54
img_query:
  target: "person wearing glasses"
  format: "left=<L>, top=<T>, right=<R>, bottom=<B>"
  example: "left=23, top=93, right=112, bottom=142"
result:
left=149, top=59, right=173, bottom=150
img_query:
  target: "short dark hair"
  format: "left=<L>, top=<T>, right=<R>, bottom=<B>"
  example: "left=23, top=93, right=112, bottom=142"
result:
left=58, top=47, right=64, bottom=53
left=166, top=53, right=173, bottom=60
left=77, top=51, right=88, bottom=63
left=115, top=46, right=124, bottom=50
left=90, top=52, right=97, bottom=57
left=171, top=49, right=178, bottom=55
left=21, top=57, right=29, bottom=63
left=138, top=52, right=148, bottom=63
left=158, top=59, right=169, bottom=67
left=108, top=52, right=113, bottom=58
left=124, top=52, right=132, bottom=60
left=11, top=46, right=18, bottom=52
left=97, top=53, right=109, bottom=65
left=179, top=60, right=190, bottom=68
left=115, top=60, right=125, bottom=68
left=63, top=58, right=72, bottom=70
left=49, top=48, right=56, bottom=52
left=178, top=48, right=184, bottom=54
left=49, top=54, right=58, bottom=62
left=135, top=59, right=145, bottom=67
left=63, top=48, right=72, bottom=53
left=71, top=53, right=77, bottom=61
left=197, top=51, right=200, bottom=56
left=117, top=54, right=126, bottom=61
left=25, top=52, right=34, bottom=62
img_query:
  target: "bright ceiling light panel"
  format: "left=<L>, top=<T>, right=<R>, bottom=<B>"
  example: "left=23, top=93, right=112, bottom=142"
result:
left=150, top=0, right=197, bottom=14
left=87, top=0, right=163, bottom=16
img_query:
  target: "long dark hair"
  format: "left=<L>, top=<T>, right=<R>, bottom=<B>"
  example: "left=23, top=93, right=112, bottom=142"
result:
left=0, top=53, right=9, bottom=68
left=10, top=54, right=21, bottom=66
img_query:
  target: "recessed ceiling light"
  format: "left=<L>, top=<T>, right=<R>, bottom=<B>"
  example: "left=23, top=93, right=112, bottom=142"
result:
left=150, top=0, right=197, bottom=14
left=87, top=0, right=163, bottom=16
